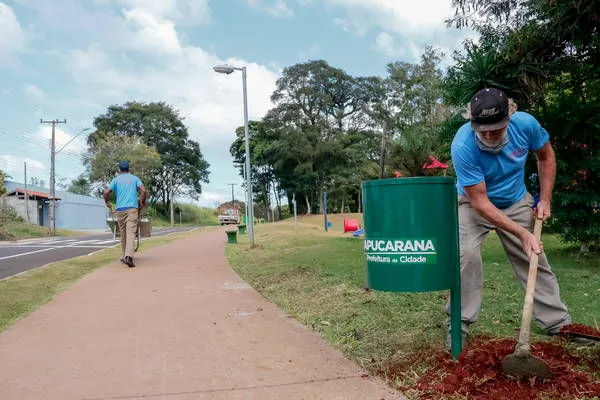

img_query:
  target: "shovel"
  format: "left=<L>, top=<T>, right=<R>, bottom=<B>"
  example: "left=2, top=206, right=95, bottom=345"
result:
left=501, top=218, right=552, bottom=379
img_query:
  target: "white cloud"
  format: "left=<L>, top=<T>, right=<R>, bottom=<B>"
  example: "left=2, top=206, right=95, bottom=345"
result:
left=122, top=8, right=182, bottom=54
left=114, top=0, right=211, bottom=25
left=38, top=126, right=88, bottom=154
left=332, top=17, right=352, bottom=33
left=324, top=0, right=475, bottom=61
left=0, top=2, right=27, bottom=61
left=63, top=45, right=279, bottom=150
left=299, top=43, right=320, bottom=61
left=326, top=0, right=453, bottom=31
left=374, top=32, right=394, bottom=56
left=23, top=84, right=46, bottom=98
left=245, top=0, right=294, bottom=18
left=266, top=0, right=294, bottom=18
left=0, top=155, right=47, bottom=179
left=196, top=190, right=226, bottom=207
left=374, top=31, right=420, bottom=59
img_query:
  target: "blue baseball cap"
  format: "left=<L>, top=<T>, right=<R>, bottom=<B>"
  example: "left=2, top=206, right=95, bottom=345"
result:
left=117, top=160, right=129, bottom=170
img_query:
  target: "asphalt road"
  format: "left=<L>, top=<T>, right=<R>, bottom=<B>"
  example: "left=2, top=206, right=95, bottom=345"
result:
left=0, top=227, right=195, bottom=280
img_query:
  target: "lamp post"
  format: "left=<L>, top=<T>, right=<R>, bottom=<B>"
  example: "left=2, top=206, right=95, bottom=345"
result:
left=214, top=64, right=255, bottom=246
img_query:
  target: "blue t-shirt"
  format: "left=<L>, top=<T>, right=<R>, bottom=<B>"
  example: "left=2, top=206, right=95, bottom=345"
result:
left=108, top=173, right=142, bottom=211
left=451, top=111, right=549, bottom=209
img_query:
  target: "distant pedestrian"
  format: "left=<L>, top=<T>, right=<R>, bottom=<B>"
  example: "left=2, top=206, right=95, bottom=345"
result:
left=103, top=160, right=146, bottom=267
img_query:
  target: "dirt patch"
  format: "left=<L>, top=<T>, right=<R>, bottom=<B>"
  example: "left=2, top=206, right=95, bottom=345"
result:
left=410, top=338, right=600, bottom=399
left=0, top=229, right=17, bottom=241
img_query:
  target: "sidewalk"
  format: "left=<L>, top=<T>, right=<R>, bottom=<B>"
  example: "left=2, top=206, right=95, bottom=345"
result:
left=0, top=229, right=403, bottom=400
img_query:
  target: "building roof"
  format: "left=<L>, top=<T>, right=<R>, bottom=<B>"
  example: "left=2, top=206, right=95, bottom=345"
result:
left=6, top=188, right=61, bottom=200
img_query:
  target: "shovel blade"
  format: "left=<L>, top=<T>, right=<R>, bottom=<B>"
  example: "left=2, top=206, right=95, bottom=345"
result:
left=501, top=352, right=552, bottom=379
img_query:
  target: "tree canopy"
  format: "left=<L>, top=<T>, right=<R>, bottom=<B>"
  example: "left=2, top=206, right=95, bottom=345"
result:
left=88, top=102, right=210, bottom=208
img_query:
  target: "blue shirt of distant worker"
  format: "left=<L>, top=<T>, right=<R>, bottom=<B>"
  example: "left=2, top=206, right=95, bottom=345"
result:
left=108, top=161, right=143, bottom=211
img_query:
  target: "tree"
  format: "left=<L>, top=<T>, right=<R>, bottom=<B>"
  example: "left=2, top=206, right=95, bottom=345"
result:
left=446, top=0, right=600, bottom=248
left=84, top=132, right=162, bottom=195
left=0, top=170, right=9, bottom=196
left=265, top=60, right=382, bottom=213
left=89, top=102, right=210, bottom=209
left=66, top=174, right=92, bottom=196
left=384, top=47, right=451, bottom=176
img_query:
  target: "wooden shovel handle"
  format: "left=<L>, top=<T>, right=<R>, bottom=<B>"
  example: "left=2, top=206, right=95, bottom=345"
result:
left=516, top=218, right=543, bottom=353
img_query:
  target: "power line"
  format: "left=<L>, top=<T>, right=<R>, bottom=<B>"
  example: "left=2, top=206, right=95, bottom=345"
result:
left=0, top=123, right=89, bottom=158
left=0, top=127, right=87, bottom=164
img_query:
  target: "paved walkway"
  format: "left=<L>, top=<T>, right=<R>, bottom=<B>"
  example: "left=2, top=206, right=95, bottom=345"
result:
left=0, top=229, right=403, bottom=400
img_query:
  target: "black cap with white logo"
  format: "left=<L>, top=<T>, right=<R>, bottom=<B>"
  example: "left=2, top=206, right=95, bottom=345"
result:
left=470, top=88, right=509, bottom=131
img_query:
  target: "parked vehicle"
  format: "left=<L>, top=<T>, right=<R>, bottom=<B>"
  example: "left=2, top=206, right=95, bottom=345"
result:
left=218, top=209, right=240, bottom=225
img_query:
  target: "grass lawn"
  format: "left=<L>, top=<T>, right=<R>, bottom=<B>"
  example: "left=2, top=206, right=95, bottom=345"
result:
left=0, top=220, right=80, bottom=240
left=0, top=228, right=207, bottom=333
left=226, top=214, right=600, bottom=398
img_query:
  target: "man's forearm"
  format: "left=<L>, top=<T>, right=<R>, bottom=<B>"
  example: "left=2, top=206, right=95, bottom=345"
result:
left=472, top=198, right=527, bottom=237
left=537, top=147, right=556, bottom=202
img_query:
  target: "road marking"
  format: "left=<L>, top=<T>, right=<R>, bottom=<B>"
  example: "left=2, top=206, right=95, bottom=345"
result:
left=30, top=240, right=64, bottom=245
left=0, top=247, right=59, bottom=261
left=94, top=240, right=118, bottom=244
left=1, top=244, right=117, bottom=249
left=70, top=239, right=100, bottom=244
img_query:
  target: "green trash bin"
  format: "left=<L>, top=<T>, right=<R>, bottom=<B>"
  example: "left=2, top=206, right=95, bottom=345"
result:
left=238, top=224, right=247, bottom=234
left=361, top=177, right=462, bottom=357
left=226, top=230, right=237, bottom=244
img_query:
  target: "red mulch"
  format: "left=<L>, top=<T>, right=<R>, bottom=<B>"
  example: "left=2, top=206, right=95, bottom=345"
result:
left=415, top=337, right=600, bottom=400
left=560, top=324, right=600, bottom=338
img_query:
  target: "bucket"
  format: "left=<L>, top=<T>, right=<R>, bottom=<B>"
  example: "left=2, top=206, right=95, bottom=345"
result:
left=343, top=218, right=360, bottom=232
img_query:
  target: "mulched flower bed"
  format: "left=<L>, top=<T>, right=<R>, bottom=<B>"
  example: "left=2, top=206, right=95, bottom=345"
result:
left=560, top=324, right=600, bottom=339
left=414, top=337, right=600, bottom=399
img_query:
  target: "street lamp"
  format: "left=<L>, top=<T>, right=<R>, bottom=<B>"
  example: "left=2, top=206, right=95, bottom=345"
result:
left=56, top=127, right=92, bottom=154
left=214, top=64, right=255, bottom=246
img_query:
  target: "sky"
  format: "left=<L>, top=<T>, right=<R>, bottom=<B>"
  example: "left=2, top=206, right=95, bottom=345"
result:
left=0, top=0, right=474, bottom=207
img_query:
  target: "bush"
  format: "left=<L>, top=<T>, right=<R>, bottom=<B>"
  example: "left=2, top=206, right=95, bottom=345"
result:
left=0, top=206, right=23, bottom=224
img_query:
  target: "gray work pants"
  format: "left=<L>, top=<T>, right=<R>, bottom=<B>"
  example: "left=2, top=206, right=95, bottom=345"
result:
left=446, top=193, right=571, bottom=333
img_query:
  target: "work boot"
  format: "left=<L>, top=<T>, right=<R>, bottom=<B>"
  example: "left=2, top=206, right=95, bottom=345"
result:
left=446, top=321, right=470, bottom=351
left=123, top=256, right=135, bottom=268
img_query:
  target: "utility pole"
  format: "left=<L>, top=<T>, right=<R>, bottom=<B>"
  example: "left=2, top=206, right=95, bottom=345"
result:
left=379, top=130, right=386, bottom=179
left=292, top=193, right=297, bottom=231
left=40, top=118, right=67, bottom=235
left=227, top=183, right=237, bottom=205
left=24, top=162, right=30, bottom=223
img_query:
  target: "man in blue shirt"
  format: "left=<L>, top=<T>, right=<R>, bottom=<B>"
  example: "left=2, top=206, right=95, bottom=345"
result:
left=103, top=160, right=146, bottom=267
left=448, top=88, right=581, bottom=348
